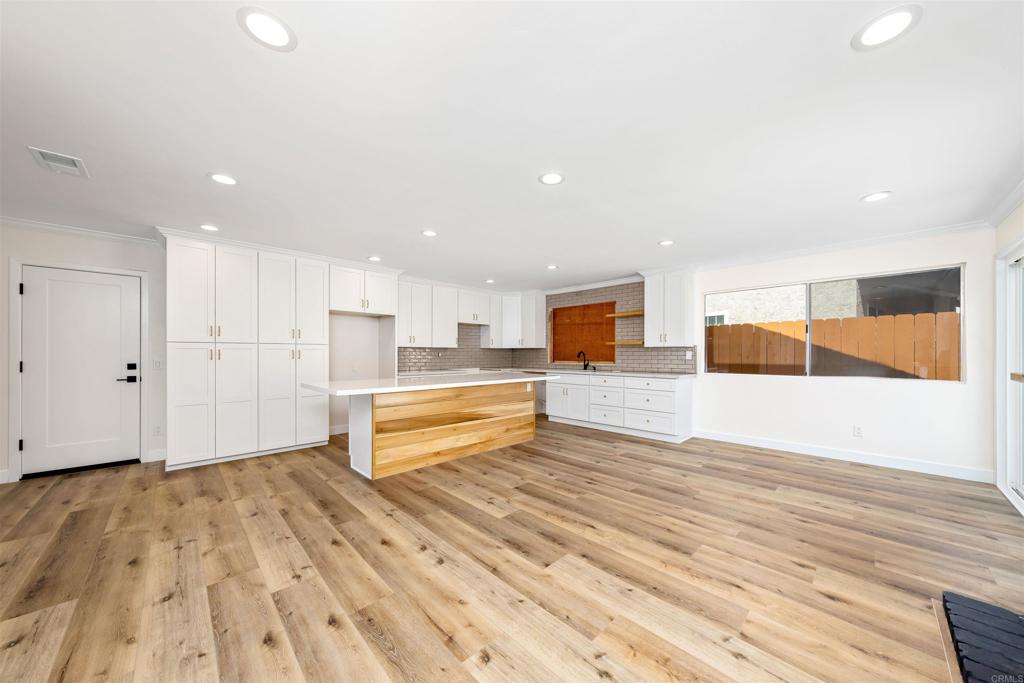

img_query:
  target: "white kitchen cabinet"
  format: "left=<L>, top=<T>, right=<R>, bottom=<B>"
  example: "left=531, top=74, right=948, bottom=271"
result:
left=521, top=293, right=547, bottom=348
left=547, top=383, right=589, bottom=420
left=167, top=238, right=215, bottom=342
left=398, top=282, right=432, bottom=347
left=364, top=271, right=398, bottom=316
left=167, top=342, right=216, bottom=465
left=215, top=245, right=258, bottom=343
left=458, top=290, right=490, bottom=324
left=330, top=266, right=397, bottom=316
left=296, top=345, right=329, bottom=444
left=258, top=252, right=295, bottom=343
left=644, top=270, right=692, bottom=347
left=296, top=258, right=330, bottom=343
left=431, top=285, right=459, bottom=348
left=501, top=294, right=522, bottom=347
left=215, top=343, right=258, bottom=458
left=481, top=295, right=503, bottom=348
left=258, top=344, right=296, bottom=450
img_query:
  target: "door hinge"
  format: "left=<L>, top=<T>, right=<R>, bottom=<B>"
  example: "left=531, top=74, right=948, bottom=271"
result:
left=19, top=283, right=24, bottom=295
left=18, top=439, right=23, bottom=452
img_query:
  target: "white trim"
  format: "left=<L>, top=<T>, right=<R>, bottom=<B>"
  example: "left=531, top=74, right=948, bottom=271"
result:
left=0, top=469, right=9, bottom=484
left=8, top=259, right=152, bottom=481
left=145, top=448, right=166, bottom=463
left=694, top=429, right=994, bottom=483
left=544, top=275, right=643, bottom=296
left=998, top=484, right=1024, bottom=518
left=987, top=178, right=1024, bottom=229
left=156, top=227, right=404, bottom=276
left=1, top=215, right=160, bottom=245
left=164, top=441, right=328, bottom=471
left=693, top=220, right=991, bottom=274
left=994, top=235, right=1024, bottom=517
left=330, top=424, right=349, bottom=435
left=547, top=416, right=691, bottom=444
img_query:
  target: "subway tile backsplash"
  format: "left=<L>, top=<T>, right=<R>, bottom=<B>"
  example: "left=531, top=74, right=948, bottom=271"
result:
left=397, top=281, right=698, bottom=375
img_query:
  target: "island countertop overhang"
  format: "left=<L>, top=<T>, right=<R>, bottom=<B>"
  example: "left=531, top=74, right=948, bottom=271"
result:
left=302, top=371, right=559, bottom=397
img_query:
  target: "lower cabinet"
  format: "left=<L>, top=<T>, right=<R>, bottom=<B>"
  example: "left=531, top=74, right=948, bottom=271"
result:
left=546, top=381, right=589, bottom=421
left=167, top=342, right=216, bottom=465
left=215, top=344, right=259, bottom=458
left=258, top=344, right=296, bottom=450
left=297, top=345, right=330, bottom=444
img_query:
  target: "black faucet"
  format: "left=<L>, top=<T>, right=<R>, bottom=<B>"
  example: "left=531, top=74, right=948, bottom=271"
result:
left=577, top=351, right=589, bottom=371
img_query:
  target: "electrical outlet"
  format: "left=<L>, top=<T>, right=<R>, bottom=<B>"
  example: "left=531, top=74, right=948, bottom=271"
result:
left=153, top=425, right=162, bottom=437
left=852, top=425, right=863, bottom=438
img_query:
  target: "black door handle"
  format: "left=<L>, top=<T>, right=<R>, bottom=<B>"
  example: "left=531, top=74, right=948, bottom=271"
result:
left=116, top=376, right=138, bottom=383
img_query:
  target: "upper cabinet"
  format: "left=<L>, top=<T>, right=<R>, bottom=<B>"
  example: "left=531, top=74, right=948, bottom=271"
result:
left=498, top=293, right=546, bottom=348
left=167, top=237, right=215, bottom=342
left=330, top=266, right=397, bottom=316
left=458, top=290, right=490, bottom=325
left=296, top=258, right=330, bottom=343
left=397, top=281, right=432, bottom=347
left=431, top=285, right=459, bottom=348
left=215, top=245, right=258, bottom=343
left=258, top=252, right=296, bottom=344
left=644, top=270, right=693, bottom=347
left=481, top=295, right=503, bottom=348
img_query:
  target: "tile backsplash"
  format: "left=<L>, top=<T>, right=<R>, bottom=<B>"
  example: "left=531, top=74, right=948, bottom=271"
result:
left=397, top=281, right=698, bottom=375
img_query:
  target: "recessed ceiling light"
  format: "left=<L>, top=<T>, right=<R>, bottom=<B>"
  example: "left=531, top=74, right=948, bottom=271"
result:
left=208, top=173, right=237, bottom=186
left=547, top=264, right=558, bottom=270
left=852, top=5, right=922, bottom=51
left=860, top=191, right=893, bottom=203
left=485, top=279, right=495, bottom=284
left=539, top=172, right=564, bottom=185
left=421, top=229, right=438, bottom=237
left=200, top=224, right=219, bottom=232
left=367, top=255, right=382, bottom=262
left=237, top=7, right=297, bottom=51
left=658, top=240, right=674, bottom=247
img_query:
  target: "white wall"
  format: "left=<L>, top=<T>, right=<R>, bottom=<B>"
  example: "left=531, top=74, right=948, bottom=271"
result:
left=692, top=226, right=996, bottom=482
left=328, top=313, right=382, bottom=433
left=997, top=202, right=1024, bottom=252
left=0, top=221, right=167, bottom=478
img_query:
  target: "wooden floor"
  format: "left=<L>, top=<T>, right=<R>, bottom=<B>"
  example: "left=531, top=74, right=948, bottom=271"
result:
left=1, top=418, right=1022, bottom=682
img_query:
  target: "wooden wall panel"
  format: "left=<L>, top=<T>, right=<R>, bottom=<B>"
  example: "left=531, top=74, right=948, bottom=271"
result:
left=935, top=312, right=961, bottom=381
left=551, top=302, right=615, bottom=363
left=914, top=313, right=936, bottom=379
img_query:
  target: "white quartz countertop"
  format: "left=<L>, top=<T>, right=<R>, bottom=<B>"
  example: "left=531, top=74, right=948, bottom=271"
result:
left=485, top=367, right=695, bottom=379
left=302, top=371, right=558, bottom=397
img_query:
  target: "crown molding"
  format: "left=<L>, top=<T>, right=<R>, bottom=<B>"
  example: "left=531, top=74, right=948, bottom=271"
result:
left=543, top=274, right=644, bottom=296
left=1, top=215, right=161, bottom=245
left=156, top=226, right=405, bottom=275
left=693, top=219, right=992, bottom=273
left=988, top=178, right=1024, bottom=228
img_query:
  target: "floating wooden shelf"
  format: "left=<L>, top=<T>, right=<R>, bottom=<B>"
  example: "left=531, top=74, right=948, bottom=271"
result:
left=605, top=340, right=644, bottom=346
left=606, top=310, right=643, bottom=318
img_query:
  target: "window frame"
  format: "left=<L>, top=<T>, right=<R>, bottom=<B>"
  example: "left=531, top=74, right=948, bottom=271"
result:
left=702, top=263, right=966, bottom=382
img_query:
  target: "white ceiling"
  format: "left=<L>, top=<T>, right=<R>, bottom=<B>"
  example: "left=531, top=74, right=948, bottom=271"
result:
left=2, top=1, right=1021, bottom=290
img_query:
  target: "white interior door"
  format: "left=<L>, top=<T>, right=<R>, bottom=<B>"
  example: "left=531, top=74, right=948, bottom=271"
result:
left=1009, top=257, right=1024, bottom=499
left=215, top=343, right=258, bottom=457
left=21, top=266, right=141, bottom=474
left=258, top=344, right=296, bottom=450
left=258, top=252, right=296, bottom=343
left=296, top=345, right=329, bottom=444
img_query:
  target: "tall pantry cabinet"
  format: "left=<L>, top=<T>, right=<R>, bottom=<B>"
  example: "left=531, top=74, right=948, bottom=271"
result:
left=165, top=235, right=329, bottom=468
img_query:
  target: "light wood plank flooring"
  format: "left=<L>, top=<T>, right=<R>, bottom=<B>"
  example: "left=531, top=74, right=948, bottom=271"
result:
left=1, top=418, right=1021, bottom=682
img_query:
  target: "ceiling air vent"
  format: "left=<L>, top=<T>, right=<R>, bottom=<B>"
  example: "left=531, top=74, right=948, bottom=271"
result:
left=28, top=146, right=90, bottom=178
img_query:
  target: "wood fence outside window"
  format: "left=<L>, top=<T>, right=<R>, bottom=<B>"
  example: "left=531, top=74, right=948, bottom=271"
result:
left=706, top=312, right=960, bottom=380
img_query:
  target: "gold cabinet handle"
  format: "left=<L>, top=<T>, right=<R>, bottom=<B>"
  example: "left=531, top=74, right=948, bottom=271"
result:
left=1012, top=372, right=1024, bottom=383
left=217, top=325, right=222, bottom=337
left=208, top=348, right=213, bottom=360
left=298, top=328, right=302, bottom=339
left=217, top=348, right=221, bottom=360
left=297, top=349, right=302, bottom=359
left=291, top=328, right=295, bottom=338
left=209, top=324, right=213, bottom=337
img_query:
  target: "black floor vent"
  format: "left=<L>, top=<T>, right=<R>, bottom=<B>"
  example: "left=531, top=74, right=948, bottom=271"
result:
left=943, top=591, right=1024, bottom=682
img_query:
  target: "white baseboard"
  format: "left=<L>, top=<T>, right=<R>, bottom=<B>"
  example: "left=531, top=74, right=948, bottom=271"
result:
left=330, top=424, right=349, bottom=435
left=998, top=483, right=1024, bottom=517
left=0, top=469, right=9, bottom=484
left=694, top=430, right=995, bottom=483
left=144, top=448, right=166, bottom=463
left=164, top=441, right=328, bottom=471
left=548, top=416, right=691, bottom=444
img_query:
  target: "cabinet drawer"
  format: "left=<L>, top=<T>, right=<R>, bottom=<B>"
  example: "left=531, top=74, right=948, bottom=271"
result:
left=625, top=409, right=677, bottom=434
left=590, top=387, right=623, bottom=407
left=624, top=389, right=675, bottom=413
left=589, top=405, right=623, bottom=427
left=624, top=376, right=677, bottom=392
left=590, top=375, right=624, bottom=387
left=547, top=373, right=590, bottom=385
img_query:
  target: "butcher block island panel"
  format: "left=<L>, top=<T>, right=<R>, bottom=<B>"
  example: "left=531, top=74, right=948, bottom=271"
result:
left=373, top=382, right=537, bottom=477
left=302, top=371, right=556, bottom=479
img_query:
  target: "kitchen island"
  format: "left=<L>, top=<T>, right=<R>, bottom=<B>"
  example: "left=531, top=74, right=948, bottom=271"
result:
left=302, top=371, right=557, bottom=479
